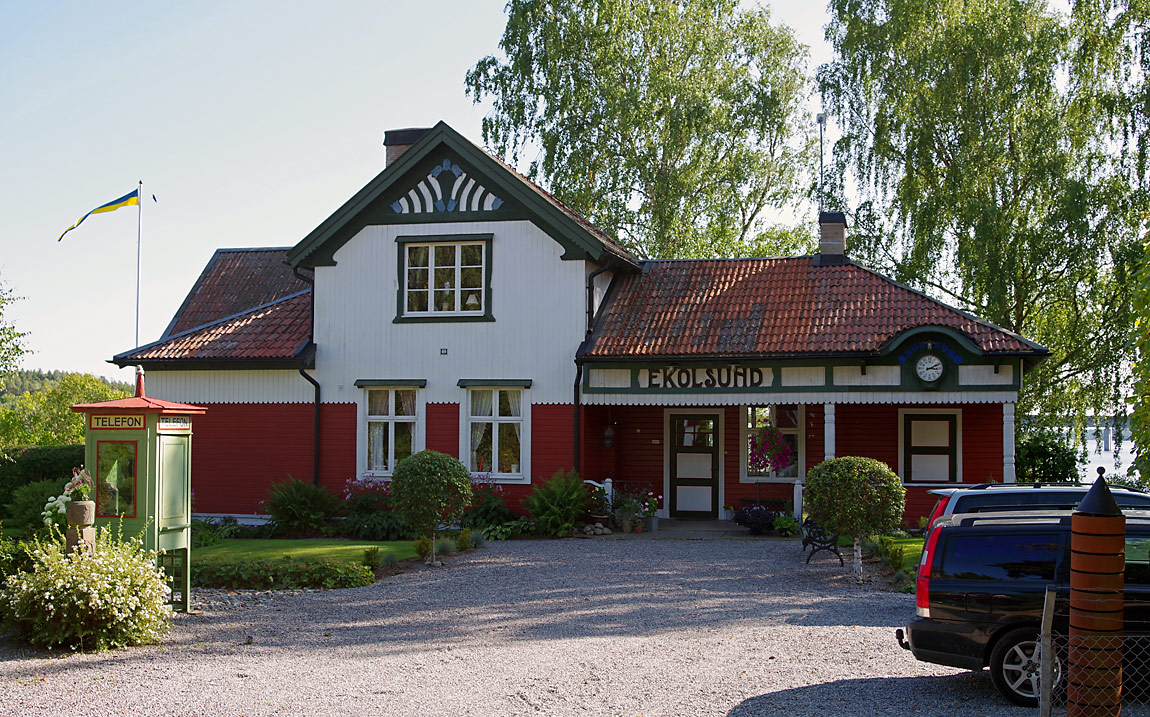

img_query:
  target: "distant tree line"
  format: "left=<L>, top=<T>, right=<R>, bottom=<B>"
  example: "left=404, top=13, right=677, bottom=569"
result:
left=0, top=369, right=131, bottom=408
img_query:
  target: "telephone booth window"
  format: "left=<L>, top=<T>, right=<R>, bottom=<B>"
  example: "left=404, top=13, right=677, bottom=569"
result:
left=97, top=441, right=137, bottom=518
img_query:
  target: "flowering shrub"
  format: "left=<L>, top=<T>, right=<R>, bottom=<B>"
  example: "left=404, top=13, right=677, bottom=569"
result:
left=637, top=492, right=662, bottom=518
left=0, top=526, right=170, bottom=650
left=340, top=476, right=414, bottom=541
left=748, top=425, right=794, bottom=474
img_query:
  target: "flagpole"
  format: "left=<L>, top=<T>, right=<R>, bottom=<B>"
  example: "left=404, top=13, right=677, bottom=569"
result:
left=136, top=179, right=142, bottom=349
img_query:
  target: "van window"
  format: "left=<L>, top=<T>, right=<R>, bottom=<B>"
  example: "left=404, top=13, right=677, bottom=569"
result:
left=940, top=534, right=1059, bottom=581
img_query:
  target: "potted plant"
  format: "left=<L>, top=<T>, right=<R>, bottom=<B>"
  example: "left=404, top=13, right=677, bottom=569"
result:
left=733, top=504, right=780, bottom=536
left=612, top=493, right=639, bottom=533
left=722, top=504, right=736, bottom=521
left=638, top=492, right=661, bottom=532
left=63, top=468, right=95, bottom=528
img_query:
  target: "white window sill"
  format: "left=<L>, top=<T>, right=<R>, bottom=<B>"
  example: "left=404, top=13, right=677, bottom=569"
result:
left=739, top=476, right=803, bottom=484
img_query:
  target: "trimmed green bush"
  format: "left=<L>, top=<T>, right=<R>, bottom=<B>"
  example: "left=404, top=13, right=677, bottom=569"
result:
left=414, top=535, right=433, bottom=560
left=0, top=445, right=84, bottom=509
left=265, top=477, right=343, bottom=537
left=0, top=527, right=170, bottom=650
left=362, top=547, right=383, bottom=570
left=522, top=469, right=588, bottom=537
left=806, top=456, right=906, bottom=579
left=390, top=451, right=473, bottom=563
left=192, top=557, right=374, bottom=590
left=455, top=528, right=474, bottom=551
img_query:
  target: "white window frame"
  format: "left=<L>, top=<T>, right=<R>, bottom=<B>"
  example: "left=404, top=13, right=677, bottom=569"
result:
left=740, top=404, right=805, bottom=483
left=403, top=239, right=487, bottom=316
left=898, top=408, right=963, bottom=483
left=359, top=387, right=425, bottom=478
left=460, top=387, right=531, bottom=483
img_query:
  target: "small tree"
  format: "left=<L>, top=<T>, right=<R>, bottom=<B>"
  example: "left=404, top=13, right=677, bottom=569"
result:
left=389, top=451, right=473, bottom=564
left=805, top=456, right=905, bottom=579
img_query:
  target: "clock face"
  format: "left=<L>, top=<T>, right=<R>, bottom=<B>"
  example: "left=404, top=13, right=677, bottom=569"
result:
left=916, top=354, right=944, bottom=382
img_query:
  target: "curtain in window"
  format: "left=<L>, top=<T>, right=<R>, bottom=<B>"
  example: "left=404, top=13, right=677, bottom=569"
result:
left=501, top=389, right=521, bottom=417
left=396, top=390, right=416, bottom=417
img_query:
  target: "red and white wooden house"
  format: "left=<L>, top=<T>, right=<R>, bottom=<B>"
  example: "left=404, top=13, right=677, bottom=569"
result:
left=115, top=122, right=1048, bottom=522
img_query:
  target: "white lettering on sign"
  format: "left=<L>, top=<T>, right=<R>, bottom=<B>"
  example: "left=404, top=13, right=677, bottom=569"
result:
left=158, top=416, right=192, bottom=431
left=638, top=365, right=768, bottom=390
left=90, top=415, right=144, bottom=430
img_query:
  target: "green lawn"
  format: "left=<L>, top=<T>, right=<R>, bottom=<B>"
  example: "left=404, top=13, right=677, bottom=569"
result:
left=888, top=536, right=924, bottom=573
left=195, top=539, right=418, bottom=562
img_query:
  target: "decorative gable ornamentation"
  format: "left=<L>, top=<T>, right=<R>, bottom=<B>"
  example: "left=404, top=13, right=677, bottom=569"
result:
left=390, top=158, right=504, bottom=215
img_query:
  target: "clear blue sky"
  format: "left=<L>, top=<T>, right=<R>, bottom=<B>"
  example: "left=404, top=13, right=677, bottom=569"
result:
left=0, top=1, right=833, bottom=381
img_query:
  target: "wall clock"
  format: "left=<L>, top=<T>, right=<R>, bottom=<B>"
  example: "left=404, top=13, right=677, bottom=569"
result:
left=915, top=354, right=944, bottom=383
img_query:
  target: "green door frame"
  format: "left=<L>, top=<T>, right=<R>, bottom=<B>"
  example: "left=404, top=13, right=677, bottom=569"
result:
left=669, top=413, right=720, bottom=519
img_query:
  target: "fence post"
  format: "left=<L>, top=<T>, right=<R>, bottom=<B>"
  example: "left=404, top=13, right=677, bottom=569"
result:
left=1068, top=476, right=1125, bottom=717
left=792, top=481, right=803, bottom=521
left=604, top=477, right=613, bottom=506
left=1040, top=585, right=1056, bottom=717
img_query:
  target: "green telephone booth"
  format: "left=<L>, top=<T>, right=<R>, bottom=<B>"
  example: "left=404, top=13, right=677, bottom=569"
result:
left=72, top=369, right=206, bottom=612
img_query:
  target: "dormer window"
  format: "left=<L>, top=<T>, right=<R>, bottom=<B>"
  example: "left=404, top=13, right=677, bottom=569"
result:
left=395, top=234, right=493, bottom=322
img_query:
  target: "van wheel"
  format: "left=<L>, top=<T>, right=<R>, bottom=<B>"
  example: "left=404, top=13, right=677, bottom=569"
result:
left=990, top=627, right=1059, bottom=707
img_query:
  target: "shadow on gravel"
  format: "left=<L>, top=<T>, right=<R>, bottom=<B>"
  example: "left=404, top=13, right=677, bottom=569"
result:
left=0, top=539, right=913, bottom=678
left=728, top=672, right=1031, bottom=717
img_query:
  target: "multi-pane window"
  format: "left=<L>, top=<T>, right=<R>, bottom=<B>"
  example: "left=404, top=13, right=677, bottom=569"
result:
left=745, top=405, right=800, bottom=480
left=468, top=388, right=522, bottom=476
left=405, top=241, right=485, bottom=315
left=366, top=389, right=417, bottom=474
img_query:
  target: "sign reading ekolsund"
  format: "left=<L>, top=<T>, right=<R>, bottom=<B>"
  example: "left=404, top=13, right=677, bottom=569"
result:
left=639, top=365, right=768, bottom=390
left=90, top=415, right=144, bottom=430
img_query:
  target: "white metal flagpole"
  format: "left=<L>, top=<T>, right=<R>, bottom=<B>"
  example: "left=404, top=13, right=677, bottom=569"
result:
left=136, top=179, right=142, bottom=348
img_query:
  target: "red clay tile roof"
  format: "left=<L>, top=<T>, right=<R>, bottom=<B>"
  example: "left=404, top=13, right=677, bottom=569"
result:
left=584, top=258, right=1046, bottom=359
left=164, top=248, right=312, bottom=337
left=116, top=291, right=311, bottom=365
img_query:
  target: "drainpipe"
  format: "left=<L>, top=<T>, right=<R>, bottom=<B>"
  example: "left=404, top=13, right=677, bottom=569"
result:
left=578, top=264, right=612, bottom=475
left=573, top=361, right=583, bottom=473
left=292, top=265, right=321, bottom=485
left=298, top=366, right=321, bottom=485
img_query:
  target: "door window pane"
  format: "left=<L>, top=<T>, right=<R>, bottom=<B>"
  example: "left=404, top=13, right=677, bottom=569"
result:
left=97, top=441, right=137, bottom=518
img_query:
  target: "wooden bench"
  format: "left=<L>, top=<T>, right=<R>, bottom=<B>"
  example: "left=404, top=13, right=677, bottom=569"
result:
left=800, top=517, right=844, bottom=566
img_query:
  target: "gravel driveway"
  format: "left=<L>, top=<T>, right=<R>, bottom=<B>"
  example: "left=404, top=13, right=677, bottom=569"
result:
left=0, top=538, right=1067, bottom=716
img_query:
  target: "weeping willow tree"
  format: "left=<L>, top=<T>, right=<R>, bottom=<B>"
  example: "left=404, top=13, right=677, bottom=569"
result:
left=466, top=0, right=815, bottom=259
left=819, top=0, right=1142, bottom=462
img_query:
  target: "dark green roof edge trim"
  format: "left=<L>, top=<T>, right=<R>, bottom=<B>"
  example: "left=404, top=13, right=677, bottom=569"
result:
left=286, top=121, right=634, bottom=270
left=353, top=379, right=428, bottom=388
left=457, top=378, right=533, bottom=388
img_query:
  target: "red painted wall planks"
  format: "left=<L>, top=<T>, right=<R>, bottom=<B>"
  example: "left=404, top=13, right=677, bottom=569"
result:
left=425, top=403, right=460, bottom=457
left=189, top=402, right=354, bottom=514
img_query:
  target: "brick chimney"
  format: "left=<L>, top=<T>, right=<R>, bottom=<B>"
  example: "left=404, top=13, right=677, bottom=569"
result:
left=815, top=211, right=847, bottom=266
left=383, top=127, right=431, bottom=166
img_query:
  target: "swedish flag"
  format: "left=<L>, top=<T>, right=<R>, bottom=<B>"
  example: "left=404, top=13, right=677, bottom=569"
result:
left=57, top=188, right=139, bottom=241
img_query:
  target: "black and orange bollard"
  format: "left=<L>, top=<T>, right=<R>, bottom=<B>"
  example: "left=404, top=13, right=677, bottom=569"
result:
left=1068, top=475, right=1126, bottom=716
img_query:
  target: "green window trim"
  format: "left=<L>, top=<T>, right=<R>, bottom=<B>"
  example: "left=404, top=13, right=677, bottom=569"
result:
left=354, top=379, right=428, bottom=388
left=395, top=233, right=494, bottom=322
left=457, top=378, right=533, bottom=388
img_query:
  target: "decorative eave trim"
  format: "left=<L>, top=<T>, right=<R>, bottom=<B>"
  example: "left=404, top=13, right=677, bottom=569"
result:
left=580, top=390, right=1019, bottom=406
left=354, top=379, right=428, bottom=388
left=285, top=121, right=638, bottom=270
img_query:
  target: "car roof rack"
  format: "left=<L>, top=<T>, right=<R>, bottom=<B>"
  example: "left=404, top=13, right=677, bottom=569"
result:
left=941, top=482, right=1147, bottom=495
left=946, top=508, right=1150, bottom=528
